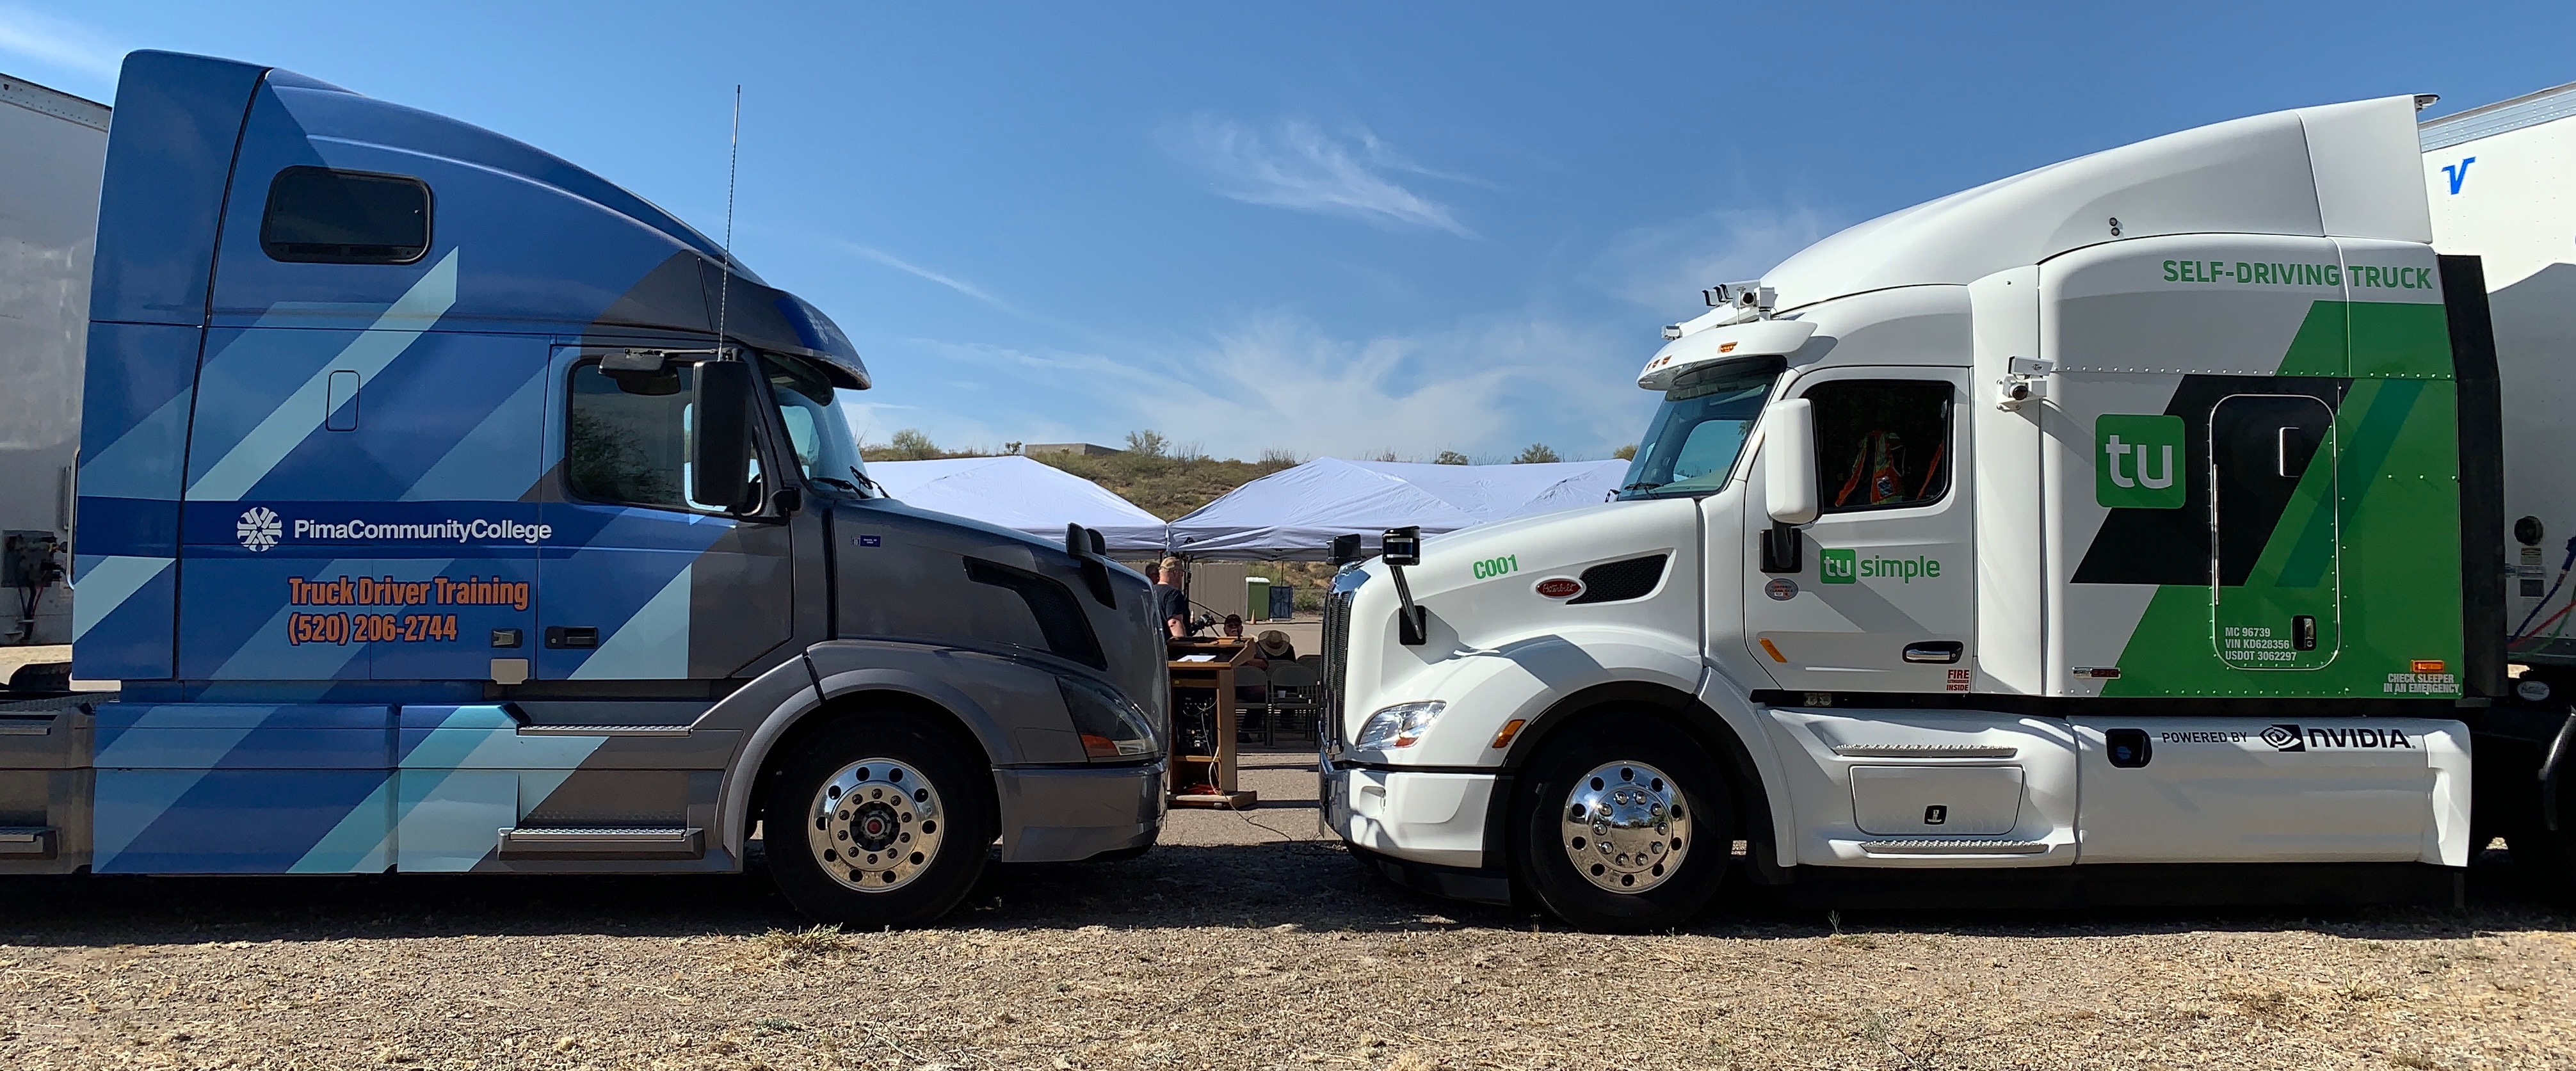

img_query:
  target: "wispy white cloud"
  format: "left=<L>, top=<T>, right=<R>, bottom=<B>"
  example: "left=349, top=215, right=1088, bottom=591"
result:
left=821, top=238, right=1013, bottom=310
left=893, top=310, right=1641, bottom=462
left=1168, top=116, right=1476, bottom=237
left=0, top=5, right=122, bottom=79
left=1592, top=206, right=1839, bottom=310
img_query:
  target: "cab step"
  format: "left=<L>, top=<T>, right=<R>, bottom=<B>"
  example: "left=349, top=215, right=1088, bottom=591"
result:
left=496, top=826, right=703, bottom=860
left=0, top=827, right=56, bottom=858
left=1858, top=838, right=2050, bottom=855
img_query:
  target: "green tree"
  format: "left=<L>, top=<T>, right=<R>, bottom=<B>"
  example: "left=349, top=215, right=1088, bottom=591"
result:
left=882, top=428, right=942, bottom=460
left=1613, top=444, right=1637, bottom=460
left=1513, top=443, right=1561, bottom=464
left=1434, top=450, right=1470, bottom=465
left=1124, top=430, right=1170, bottom=458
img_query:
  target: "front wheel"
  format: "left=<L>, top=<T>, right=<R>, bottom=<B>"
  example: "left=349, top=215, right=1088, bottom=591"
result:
left=1511, top=712, right=1732, bottom=932
left=761, top=711, right=995, bottom=928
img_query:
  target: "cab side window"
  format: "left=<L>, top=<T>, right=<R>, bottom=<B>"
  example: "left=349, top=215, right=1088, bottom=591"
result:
left=564, top=362, right=757, bottom=513
left=261, top=167, right=431, bottom=264
left=1803, top=380, right=1952, bottom=512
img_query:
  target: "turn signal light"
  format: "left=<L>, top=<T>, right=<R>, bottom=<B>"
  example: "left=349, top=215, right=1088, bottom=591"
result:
left=1489, top=719, right=1527, bottom=750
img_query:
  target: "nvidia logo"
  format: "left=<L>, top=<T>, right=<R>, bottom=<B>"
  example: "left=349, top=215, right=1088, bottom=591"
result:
left=2096, top=414, right=2186, bottom=510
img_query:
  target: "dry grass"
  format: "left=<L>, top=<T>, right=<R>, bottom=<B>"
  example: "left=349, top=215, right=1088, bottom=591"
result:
left=0, top=756, right=2568, bottom=1070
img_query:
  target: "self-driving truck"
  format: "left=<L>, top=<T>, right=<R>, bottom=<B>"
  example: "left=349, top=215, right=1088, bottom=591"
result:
left=0, top=52, right=1166, bottom=928
left=1321, top=92, right=2576, bottom=930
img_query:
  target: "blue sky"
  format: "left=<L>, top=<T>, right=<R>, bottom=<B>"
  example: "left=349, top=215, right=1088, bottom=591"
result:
left=8, top=3, right=2574, bottom=462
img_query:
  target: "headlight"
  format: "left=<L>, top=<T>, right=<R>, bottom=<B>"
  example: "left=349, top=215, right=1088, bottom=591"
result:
left=1059, top=677, right=1158, bottom=760
left=1353, top=700, right=1447, bottom=750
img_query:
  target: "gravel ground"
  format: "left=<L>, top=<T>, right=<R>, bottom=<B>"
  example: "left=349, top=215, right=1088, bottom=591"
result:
left=0, top=752, right=2570, bottom=1070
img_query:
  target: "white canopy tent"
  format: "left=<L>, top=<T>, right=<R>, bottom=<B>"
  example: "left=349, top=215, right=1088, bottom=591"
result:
left=1165, top=458, right=1630, bottom=561
left=865, top=456, right=1170, bottom=554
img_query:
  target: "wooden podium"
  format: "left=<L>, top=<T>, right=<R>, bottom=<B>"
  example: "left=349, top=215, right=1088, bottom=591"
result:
left=1166, top=637, right=1257, bottom=809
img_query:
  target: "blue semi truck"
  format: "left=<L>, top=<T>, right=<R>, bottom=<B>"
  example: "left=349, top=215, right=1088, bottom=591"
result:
left=0, top=51, right=1168, bottom=927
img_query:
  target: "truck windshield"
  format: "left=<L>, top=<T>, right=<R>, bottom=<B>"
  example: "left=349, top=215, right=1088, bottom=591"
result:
left=1617, top=358, right=1782, bottom=500
left=761, top=353, right=872, bottom=495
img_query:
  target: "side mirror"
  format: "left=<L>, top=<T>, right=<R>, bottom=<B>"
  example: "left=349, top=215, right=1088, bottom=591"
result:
left=1764, top=398, right=1820, bottom=524
left=1063, top=524, right=1116, bottom=608
left=1380, top=526, right=1422, bottom=566
left=1328, top=534, right=1364, bottom=565
left=693, top=361, right=757, bottom=512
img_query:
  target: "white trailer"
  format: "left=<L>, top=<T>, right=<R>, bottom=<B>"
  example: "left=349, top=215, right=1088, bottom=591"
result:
left=1319, top=91, right=2576, bottom=930
left=2422, top=85, right=2576, bottom=670
left=0, top=73, right=108, bottom=663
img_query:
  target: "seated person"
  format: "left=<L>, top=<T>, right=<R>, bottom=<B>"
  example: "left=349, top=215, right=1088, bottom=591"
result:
left=1250, top=629, right=1296, bottom=668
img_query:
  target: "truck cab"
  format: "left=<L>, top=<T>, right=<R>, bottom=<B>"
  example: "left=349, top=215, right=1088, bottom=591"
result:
left=1319, top=94, right=2559, bottom=930
left=0, top=52, right=1167, bottom=928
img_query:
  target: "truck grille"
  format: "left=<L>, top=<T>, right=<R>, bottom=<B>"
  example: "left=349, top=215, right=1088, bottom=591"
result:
left=1321, top=585, right=1353, bottom=746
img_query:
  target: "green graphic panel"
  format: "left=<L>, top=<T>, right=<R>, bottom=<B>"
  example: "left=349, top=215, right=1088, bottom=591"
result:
left=2099, top=300, right=2460, bottom=698
left=2275, top=300, right=2350, bottom=378
left=2346, top=302, right=2452, bottom=379
left=2095, top=415, right=2187, bottom=509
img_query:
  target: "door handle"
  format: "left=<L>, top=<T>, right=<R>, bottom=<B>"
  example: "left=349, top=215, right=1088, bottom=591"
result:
left=545, top=626, right=599, bottom=649
left=1901, top=641, right=1963, bottom=664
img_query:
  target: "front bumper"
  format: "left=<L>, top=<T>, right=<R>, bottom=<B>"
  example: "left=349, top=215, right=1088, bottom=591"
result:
left=1319, top=761, right=1495, bottom=869
left=994, top=760, right=1166, bottom=862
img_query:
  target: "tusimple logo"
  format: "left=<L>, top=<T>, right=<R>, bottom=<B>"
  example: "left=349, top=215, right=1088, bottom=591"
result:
left=2095, top=415, right=2187, bottom=510
left=1819, top=548, right=1856, bottom=584
left=2260, top=723, right=2305, bottom=752
left=1819, top=548, right=1942, bottom=584
left=237, top=507, right=283, bottom=552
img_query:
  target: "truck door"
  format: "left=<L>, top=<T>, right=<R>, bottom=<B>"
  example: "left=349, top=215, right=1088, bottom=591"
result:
left=2210, top=394, right=2340, bottom=670
left=535, top=348, right=794, bottom=684
left=1743, top=367, right=1975, bottom=693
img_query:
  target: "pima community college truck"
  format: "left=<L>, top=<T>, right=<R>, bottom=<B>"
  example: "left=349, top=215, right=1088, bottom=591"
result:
left=0, top=52, right=1168, bottom=928
left=0, top=73, right=108, bottom=663
left=1321, top=91, right=2576, bottom=930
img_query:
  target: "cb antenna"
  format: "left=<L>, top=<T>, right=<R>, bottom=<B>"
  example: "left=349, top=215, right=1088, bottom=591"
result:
left=716, top=84, right=742, bottom=358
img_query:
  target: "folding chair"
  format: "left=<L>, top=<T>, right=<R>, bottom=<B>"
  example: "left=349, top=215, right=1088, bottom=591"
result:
left=1232, top=664, right=1268, bottom=745
left=1266, top=662, right=1320, bottom=746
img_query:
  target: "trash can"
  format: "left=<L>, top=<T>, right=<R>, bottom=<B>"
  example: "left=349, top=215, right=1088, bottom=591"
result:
left=1244, top=577, right=1271, bottom=621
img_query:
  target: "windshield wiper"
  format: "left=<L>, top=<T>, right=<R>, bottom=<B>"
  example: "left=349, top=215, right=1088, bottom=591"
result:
left=848, top=466, right=887, bottom=497
left=1620, top=480, right=1666, bottom=494
left=811, top=475, right=862, bottom=493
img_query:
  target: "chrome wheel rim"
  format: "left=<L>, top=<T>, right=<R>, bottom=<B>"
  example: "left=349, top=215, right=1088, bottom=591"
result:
left=808, top=758, right=944, bottom=892
left=1560, top=761, right=1689, bottom=894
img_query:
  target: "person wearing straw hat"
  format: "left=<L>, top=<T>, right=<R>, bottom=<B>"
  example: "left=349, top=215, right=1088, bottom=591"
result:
left=1250, top=629, right=1297, bottom=668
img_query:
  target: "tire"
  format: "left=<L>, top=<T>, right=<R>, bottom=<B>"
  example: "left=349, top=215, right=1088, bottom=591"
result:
left=1510, top=711, right=1732, bottom=932
left=761, top=711, right=995, bottom=928
left=2509, top=779, right=2576, bottom=905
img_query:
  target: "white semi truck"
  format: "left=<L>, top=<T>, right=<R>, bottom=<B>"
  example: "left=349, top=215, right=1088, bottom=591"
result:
left=0, top=73, right=106, bottom=671
left=1321, top=90, right=2576, bottom=930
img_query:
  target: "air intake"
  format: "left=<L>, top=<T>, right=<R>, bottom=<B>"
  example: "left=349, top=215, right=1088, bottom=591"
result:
left=1568, top=554, right=1668, bottom=605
